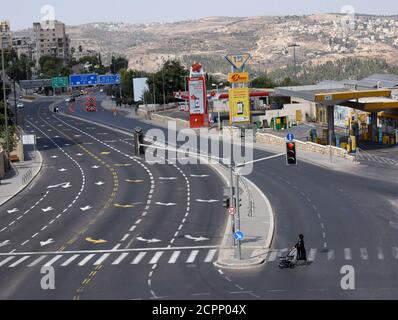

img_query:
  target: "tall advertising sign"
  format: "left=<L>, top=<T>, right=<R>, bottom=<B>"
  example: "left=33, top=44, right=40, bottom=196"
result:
left=229, top=88, right=251, bottom=125
left=188, top=63, right=208, bottom=128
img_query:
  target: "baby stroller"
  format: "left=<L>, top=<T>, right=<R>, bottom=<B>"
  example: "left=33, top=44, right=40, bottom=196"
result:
left=278, top=247, right=298, bottom=269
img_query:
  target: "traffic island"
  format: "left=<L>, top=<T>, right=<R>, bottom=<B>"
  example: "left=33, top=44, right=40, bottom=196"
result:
left=210, top=163, right=275, bottom=270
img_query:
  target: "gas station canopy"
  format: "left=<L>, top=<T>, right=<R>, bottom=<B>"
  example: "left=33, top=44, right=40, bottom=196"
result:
left=275, top=85, right=392, bottom=106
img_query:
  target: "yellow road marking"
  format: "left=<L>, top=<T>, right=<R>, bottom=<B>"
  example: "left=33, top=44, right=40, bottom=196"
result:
left=85, top=237, right=108, bottom=244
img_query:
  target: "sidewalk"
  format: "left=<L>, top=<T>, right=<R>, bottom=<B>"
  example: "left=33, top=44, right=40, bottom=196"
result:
left=0, top=147, right=43, bottom=207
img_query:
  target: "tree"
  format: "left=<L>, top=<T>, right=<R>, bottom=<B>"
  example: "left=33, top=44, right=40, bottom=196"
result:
left=111, top=56, right=129, bottom=74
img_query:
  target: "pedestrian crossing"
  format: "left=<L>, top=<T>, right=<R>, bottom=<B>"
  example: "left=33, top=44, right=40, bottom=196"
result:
left=0, top=249, right=219, bottom=269
left=356, top=149, right=398, bottom=167
left=1, top=247, right=398, bottom=269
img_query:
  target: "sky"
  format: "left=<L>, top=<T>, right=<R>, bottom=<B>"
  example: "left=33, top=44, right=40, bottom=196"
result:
left=2, top=0, right=398, bottom=30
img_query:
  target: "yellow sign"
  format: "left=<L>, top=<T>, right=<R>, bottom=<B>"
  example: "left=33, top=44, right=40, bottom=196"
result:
left=229, top=88, right=251, bottom=124
left=225, top=53, right=251, bottom=70
left=228, top=72, right=250, bottom=83
left=296, top=110, right=303, bottom=122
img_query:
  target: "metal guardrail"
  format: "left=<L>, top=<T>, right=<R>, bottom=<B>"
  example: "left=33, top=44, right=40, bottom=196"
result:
left=22, top=169, right=32, bottom=185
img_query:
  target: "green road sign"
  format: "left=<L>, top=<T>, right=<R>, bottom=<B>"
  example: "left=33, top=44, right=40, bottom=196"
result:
left=52, top=76, right=68, bottom=88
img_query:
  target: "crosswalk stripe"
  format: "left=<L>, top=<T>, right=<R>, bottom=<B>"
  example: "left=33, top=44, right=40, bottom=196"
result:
left=267, top=251, right=278, bottom=262
left=377, top=247, right=384, bottom=260
left=27, top=255, right=47, bottom=267
left=327, top=250, right=335, bottom=260
left=94, top=253, right=111, bottom=266
left=44, top=255, right=63, bottom=267
left=308, top=249, right=317, bottom=262
left=78, top=254, right=95, bottom=266
left=186, top=250, right=199, bottom=263
left=168, top=251, right=181, bottom=264
left=204, top=249, right=217, bottom=263
left=0, top=256, right=15, bottom=267
left=131, top=252, right=146, bottom=264
left=392, top=247, right=398, bottom=259
left=149, top=252, right=163, bottom=264
left=360, top=248, right=368, bottom=260
left=112, top=253, right=129, bottom=265
left=344, top=248, right=352, bottom=260
left=9, top=256, right=30, bottom=268
left=61, top=254, right=80, bottom=266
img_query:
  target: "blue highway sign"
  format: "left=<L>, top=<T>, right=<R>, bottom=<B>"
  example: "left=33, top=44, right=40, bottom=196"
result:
left=69, top=73, right=98, bottom=87
left=286, top=133, right=295, bottom=142
left=99, top=74, right=121, bottom=85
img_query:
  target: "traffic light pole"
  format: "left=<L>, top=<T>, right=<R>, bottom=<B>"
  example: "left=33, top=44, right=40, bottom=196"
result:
left=235, top=172, right=242, bottom=260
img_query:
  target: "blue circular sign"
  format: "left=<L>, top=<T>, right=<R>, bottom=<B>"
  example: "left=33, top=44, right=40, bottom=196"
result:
left=287, top=133, right=295, bottom=142
left=234, top=231, right=244, bottom=241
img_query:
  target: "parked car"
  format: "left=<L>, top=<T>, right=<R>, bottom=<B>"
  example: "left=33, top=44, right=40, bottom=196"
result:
left=17, top=102, right=24, bottom=108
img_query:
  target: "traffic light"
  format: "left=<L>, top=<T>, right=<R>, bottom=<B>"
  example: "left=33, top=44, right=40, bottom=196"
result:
left=233, top=197, right=242, bottom=208
left=222, top=196, right=230, bottom=209
left=286, top=141, right=297, bottom=166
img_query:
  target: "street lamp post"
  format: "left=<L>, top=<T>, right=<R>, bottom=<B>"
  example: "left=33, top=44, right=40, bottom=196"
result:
left=162, top=68, right=166, bottom=111
left=288, top=43, right=300, bottom=80
left=1, top=37, right=9, bottom=155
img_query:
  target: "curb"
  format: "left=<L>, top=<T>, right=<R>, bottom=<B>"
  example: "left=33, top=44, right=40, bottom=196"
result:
left=0, top=150, right=43, bottom=208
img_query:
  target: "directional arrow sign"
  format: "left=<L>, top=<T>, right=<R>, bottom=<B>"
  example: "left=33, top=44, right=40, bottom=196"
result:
left=156, top=202, right=177, bottom=207
left=42, top=207, right=54, bottom=213
left=137, top=237, right=161, bottom=244
left=80, top=206, right=92, bottom=212
left=47, top=182, right=71, bottom=189
left=40, top=239, right=55, bottom=247
left=95, top=181, right=105, bottom=186
left=196, top=199, right=219, bottom=203
left=184, top=235, right=209, bottom=242
left=62, top=182, right=72, bottom=189
left=0, top=240, right=10, bottom=248
left=190, top=174, right=209, bottom=178
left=85, top=237, right=107, bottom=244
left=159, top=177, right=178, bottom=180
left=7, top=208, right=19, bottom=214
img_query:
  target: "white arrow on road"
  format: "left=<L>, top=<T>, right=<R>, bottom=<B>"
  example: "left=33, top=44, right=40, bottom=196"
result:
left=137, top=237, right=161, bottom=244
left=7, top=208, right=19, bottom=214
left=42, top=207, right=54, bottom=213
left=156, top=202, right=177, bottom=207
left=76, top=153, right=83, bottom=156
left=47, top=182, right=71, bottom=189
left=95, top=181, right=105, bottom=186
left=190, top=174, right=209, bottom=178
left=0, top=240, right=10, bottom=247
left=80, top=205, right=92, bottom=212
left=159, top=177, right=178, bottom=180
left=92, top=165, right=100, bottom=169
left=58, top=168, right=67, bottom=172
left=184, top=235, right=210, bottom=242
left=196, top=199, right=219, bottom=203
left=40, top=239, right=55, bottom=247
left=51, top=155, right=59, bottom=159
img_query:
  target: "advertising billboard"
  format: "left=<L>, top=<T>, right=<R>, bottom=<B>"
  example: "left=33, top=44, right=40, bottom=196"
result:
left=188, top=77, right=206, bottom=115
left=229, top=88, right=251, bottom=124
left=133, top=78, right=149, bottom=102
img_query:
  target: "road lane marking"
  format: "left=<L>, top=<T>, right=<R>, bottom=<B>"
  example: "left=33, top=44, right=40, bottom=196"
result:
left=344, top=248, right=352, bottom=260
left=112, top=253, right=129, bottom=265
left=168, top=251, right=181, bottom=264
left=186, top=250, right=199, bottom=263
left=61, top=254, right=80, bottom=266
left=377, top=247, right=384, bottom=260
left=360, top=248, right=369, bottom=260
left=27, top=255, right=47, bottom=267
left=204, top=249, right=217, bottom=263
left=93, top=253, right=110, bottom=266
left=44, top=255, right=63, bottom=267
left=327, top=250, right=335, bottom=260
left=78, top=254, right=95, bottom=266
left=0, top=257, right=15, bottom=267
left=131, top=252, right=146, bottom=264
left=121, top=234, right=130, bottom=242
left=149, top=252, right=163, bottom=264
left=308, top=249, right=317, bottom=262
left=9, top=256, right=30, bottom=268
left=393, top=247, right=398, bottom=259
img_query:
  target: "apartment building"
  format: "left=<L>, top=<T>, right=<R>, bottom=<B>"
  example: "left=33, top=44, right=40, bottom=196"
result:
left=0, top=20, right=12, bottom=49
left=33, top=20, right=70, bottom=65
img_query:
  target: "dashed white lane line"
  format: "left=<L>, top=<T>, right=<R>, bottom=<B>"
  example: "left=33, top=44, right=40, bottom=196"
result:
left=121, top=234, right=130, bottom=242
left=129, top=226, right=136, bottom=232
left=345, top=248, right=352, bottom=260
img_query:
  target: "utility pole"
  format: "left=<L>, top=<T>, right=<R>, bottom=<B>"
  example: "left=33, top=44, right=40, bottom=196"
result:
left=235, top=172, right=242, bottom=260
left=162, top=67, right=166, bottom=111
left=1, top=38, right=9, bottom=155
left=12, top=57, right=17, bottom=126
left=153, top=73, right=156, bottom=104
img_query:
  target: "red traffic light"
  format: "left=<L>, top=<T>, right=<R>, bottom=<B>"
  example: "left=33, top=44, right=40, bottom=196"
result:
left=287, top=142, right=295, bottom=150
